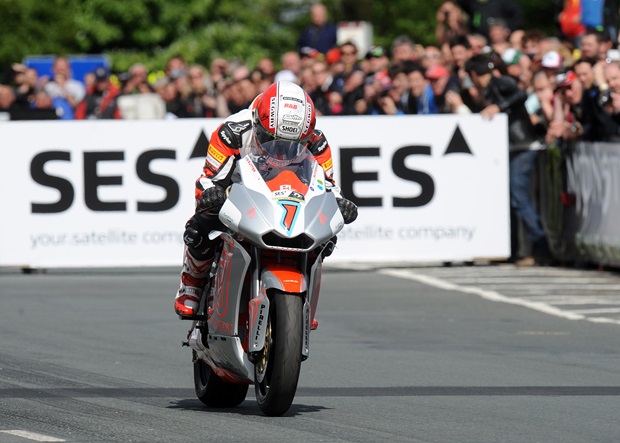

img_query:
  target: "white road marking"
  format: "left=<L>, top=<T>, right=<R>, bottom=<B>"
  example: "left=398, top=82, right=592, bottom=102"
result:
left=569, top=307, right=620, bottom=315
left=380, top=269, right=620, bottom=325
left=526, top=296, right=620, bottom=305
left=0, top=430, right=65, bottom=442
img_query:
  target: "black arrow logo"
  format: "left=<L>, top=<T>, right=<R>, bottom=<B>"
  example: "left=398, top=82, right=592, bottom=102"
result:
left=443, top=125, right=473, bottom=156
left=189, top=130, right=210, bottom=159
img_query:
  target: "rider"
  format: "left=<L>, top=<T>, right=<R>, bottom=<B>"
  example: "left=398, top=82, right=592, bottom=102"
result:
left=174, top=80, right=358, bottom=317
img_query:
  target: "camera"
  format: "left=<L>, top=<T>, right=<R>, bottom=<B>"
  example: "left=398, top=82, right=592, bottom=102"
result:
left=444, top=11, right=449, bottom=21
left=606, top=49, right=620, bottom=63
left=598, top=88, right=612, bottom=107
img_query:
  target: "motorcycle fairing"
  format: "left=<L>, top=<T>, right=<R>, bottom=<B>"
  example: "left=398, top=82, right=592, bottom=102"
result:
left=189, top=233, right=255, bottom=383
left=219, top=154, right=344, bottom=251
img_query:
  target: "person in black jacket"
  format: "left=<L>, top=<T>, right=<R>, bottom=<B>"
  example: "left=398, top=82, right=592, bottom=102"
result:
left=466, top=54, right=550, bottom=265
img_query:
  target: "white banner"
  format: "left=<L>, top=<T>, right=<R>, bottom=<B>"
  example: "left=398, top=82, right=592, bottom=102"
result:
left=0, top=115, right=509, bottom=268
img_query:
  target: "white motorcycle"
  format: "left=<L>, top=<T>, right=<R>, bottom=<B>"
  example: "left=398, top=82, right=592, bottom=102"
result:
left=183, top=140, right=347, bottom=416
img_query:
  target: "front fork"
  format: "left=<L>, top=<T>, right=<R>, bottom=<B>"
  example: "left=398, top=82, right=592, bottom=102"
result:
left=247, top=247, right=321, bottom=362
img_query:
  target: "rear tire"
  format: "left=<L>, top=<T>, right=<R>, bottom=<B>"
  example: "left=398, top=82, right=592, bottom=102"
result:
left=254, top=291, right=303, bottom=416
left=193, top=351, right=248, bottom=408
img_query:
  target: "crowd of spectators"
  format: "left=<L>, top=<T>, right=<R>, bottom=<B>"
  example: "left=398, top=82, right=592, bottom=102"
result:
left=2, top=1, right=619, bottom=264
left=0, top=3, right=617, bottom=133
left=1, top=2, right=618, bottom=139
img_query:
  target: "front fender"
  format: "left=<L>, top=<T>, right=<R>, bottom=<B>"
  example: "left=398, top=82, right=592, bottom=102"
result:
left=260, top=265, right=307, bottom=294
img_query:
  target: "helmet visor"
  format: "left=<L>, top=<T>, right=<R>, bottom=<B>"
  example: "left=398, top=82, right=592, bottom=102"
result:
left=253, top=124, right=310, bottom=166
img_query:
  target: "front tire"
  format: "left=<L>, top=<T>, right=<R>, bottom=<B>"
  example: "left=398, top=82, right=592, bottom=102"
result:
left=254, top=291, right=303, bottom=416
left=193, top=351, right=248, bottom=407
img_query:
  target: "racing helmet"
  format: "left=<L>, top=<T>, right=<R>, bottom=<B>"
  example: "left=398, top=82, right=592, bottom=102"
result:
left=251, top=81, right=316, bottom=165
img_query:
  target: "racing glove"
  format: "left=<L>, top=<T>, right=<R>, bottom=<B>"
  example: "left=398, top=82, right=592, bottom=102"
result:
left=337, top=198, right=358, bottom=224
left=199, top=185, right=227, bottom=213
left=183, top=217, right=208, bottom=252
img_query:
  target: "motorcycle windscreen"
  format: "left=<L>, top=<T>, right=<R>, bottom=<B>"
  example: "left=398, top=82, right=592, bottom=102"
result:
left=248, top=141, right=315, bottom=198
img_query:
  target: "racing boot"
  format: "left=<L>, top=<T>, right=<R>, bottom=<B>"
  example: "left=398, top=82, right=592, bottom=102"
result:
left=174, top=247, right=214, bottom=318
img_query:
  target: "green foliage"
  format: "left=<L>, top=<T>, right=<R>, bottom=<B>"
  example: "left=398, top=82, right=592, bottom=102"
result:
left=0, top=0, right=561, bottom=76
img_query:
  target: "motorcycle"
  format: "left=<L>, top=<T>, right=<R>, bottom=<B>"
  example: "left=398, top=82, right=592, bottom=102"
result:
left=182, top=139, right=346, bottom=416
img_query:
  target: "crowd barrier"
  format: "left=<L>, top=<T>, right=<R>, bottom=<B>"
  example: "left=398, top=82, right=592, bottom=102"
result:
left=538, top=140, right=620, bottom=268
left=0, top=115, right=510, bottom=268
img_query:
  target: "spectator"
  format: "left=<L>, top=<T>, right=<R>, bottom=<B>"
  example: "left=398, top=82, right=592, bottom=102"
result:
left=256, top=58, right=276, bottom=83
left=580, top=29, right=606, bottom=61
left=526, top=70, right=554, bottom=138
left=509, top=29, right=526, bottom=51
left=44, top=56, right=86, bottom=110
left=32, top=89, right=73, bottom=120
left=121, top=63, right=153, bottom=95
left=309, top=60, right=337, bottom=115
left=571, top=58, right=619, bottom=141
left=337, top=41, right=361, bottom=76
left=426, top=64, right=460, bottom=113
left=14, top=67, right=38, bottom=109
left=502, top=47, right=532, bottom=90
left=605, top=60, right=620, bottom=91
left=366, top=45, right=390, bottom=77
left=522, top=30, right=547, bottom=70
left=466, top=53, right=549, bottom=265
left=449, top=36, right=482, bottom=111
left=210, top=58, right=230, bottom=90
left=435, top=1, right=469, bottom=47
left=249, top=68, right=272, bottom=95
left=300, top=46, right=321, bottom=70
left=337, top=69, right=365, bottom=115
left=116, top=64, right=166, bottom=120
left=299, top=66, right=317, bottom=95
left=391, top=35, right=419, bottom=63
left=0, top=84, right=17, bottom=113
left=275, top=51, right=301, bottom=83
left=75, top=67, right=121, bottom=119
left=421, top=46, right=444, bottom=70
left=386, top=63, right=410, bottom=113
left=573, top=57, right=598, bottom=91
left=548, top=71, right=584, bottom=142
left=488, top=18, right=511, bottom=47
left=184, top=64, right=217, bottom=118
left=457, top=0, right=524, bottom=41
left=165, top=55, right=188, bottom=79
left=297, top=2, right=338, bottom=55
left=403, top=62, right=437, bottom=114
left=541, top=50, right=565, bottom=88
left=354, top=75, right=382, bottom=115
left=468, top=33, right=489, bottom=55
left=604, top=61, right=620, bottom=124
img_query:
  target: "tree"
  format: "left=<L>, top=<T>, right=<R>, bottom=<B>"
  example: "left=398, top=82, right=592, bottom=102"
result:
left=0, top=0, right=562, bottom=78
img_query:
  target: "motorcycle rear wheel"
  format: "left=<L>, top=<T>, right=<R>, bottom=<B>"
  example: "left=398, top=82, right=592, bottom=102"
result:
left=193, top=351, right=248, bottom=408
left=255, top=291, right=303, bottom=416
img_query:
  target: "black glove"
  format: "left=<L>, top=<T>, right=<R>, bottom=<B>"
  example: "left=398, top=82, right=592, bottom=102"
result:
left=199, top=186, right=227, bottom=213
left=337, top=198, right=358, bottom=224
left=183, top=217, right=208, bottom=252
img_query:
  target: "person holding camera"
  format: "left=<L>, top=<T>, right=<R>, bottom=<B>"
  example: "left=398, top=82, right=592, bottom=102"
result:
left=436, top=1, right=469, bottom=47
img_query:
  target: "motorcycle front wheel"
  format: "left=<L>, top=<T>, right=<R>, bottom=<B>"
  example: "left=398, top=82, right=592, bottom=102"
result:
left=254, top=291, right=303, bottom=416
left=193, top=351, right=248, bottom=408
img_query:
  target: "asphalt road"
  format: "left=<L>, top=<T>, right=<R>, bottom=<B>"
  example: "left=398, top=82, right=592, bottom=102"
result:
left=1, top=265, right=619, bottom=443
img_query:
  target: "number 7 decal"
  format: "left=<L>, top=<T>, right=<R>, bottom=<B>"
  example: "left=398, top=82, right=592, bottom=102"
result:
left=278, top=200, right=301, bottom=235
